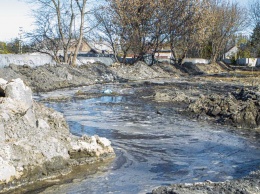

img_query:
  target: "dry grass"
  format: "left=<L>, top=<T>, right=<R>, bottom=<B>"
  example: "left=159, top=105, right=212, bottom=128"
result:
left=203, top=70, right=260, bottom=87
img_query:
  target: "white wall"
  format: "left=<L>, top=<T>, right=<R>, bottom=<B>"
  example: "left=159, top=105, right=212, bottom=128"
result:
left=0, top=54, right=55, bottom=68
left=77, top=57, right=114, bottom=66
left=182, top=58, right=210, bottom=64
left=0, top=54, right=115, bottom=68
left=237, top=58, right=258, bottom=67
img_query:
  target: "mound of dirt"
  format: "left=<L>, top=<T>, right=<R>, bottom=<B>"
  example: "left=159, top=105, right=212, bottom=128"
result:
left=154, top=89, right=191, bottom=103
left=189, top=88, right=260, bottom=129
left=0, top=78, right=114, bottom=192
left=173, top=62, right=228, bottom=75
left=111, top=61, right=172, bottom=80
left=0, top=60, right=230, bottom=93
left=195, top=63, right=228, bottom=74
left=153, top=63, right=185, bottom=76
left=0, top=62, right=181, bottom=92
left=0, top=63, right=117, bottom=92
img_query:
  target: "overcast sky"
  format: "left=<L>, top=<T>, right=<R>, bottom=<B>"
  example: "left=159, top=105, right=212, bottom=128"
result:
left=0, top=0, right=252, bottom=42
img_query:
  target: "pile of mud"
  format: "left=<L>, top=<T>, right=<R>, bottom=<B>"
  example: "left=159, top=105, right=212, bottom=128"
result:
left=189, top=88, right=260, bottom=129
left=111, top=61, right=171, bottom=80
left=0, top=63, right=116, bottom=92
left=111, top=61, right=227, bottom=79
left=0, top=78, right=114, bottom=193
left=172, top=62, right=229, bottom=75
left=0, top=61, right=228, bottom=92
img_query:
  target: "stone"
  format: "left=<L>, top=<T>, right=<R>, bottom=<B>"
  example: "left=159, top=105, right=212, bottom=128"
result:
left=0, top=158, right=16, bottom=183
left=0, top=78, right=7, bottom=97
left=5, top=78, right=33, bottom=110
left=36, top=119, right=50, bottom=129
left=95, top=135, right=112, bottom=147
left=0, top=124, right=5, bottom=143
left=23, top=108, right=37, bottom=128
left=0, top=78, right=7, bottom=86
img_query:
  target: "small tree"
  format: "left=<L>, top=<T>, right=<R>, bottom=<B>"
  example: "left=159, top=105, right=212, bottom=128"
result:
left=94, top=6, right=121, bottom=62
left=102, top=0, right=168, bottom=64
left=0, top=42, right=8, bottom=54
left=25, top=0, right=88, bottom=66
left=207, top=1, right=247, bottom=63
left=5, top=39, right=22, bottom=54
left=164, top=0, right=212, bottom=64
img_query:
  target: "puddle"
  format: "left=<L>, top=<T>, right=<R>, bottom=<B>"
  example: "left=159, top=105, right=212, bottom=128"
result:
left=41, top=91, right=260, bottom=194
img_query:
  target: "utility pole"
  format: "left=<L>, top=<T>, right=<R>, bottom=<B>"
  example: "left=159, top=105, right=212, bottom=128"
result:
left=18, top=27, right=23, bottom=54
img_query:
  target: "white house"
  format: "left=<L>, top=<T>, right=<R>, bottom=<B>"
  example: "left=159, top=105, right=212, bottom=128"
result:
left=223, top=46, right=239, bottom=59
left=88, top=41, right=113, bottom=54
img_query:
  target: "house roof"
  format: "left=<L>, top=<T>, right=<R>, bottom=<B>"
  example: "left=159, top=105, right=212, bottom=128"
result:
left=87, top=41, right=113, bottom=54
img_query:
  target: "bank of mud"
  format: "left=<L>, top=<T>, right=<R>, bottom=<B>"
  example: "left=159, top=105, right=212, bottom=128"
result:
left=0, top=61, right=231, bottom=93
left=0, top=78, right=114, bottom=193
left=152, top=170, right=260, bottom=194
left=0, top=61, right=260, bottom=193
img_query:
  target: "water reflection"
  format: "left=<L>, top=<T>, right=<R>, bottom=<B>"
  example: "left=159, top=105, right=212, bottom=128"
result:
left=44, top=95, right=260, bottom=194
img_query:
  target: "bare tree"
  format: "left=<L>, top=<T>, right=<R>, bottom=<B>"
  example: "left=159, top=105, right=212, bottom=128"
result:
left=93, top=0, right=246, bottom=65
left=164, top=0, right=213, bottom=64
left=206, top=0, right=247, bottom=63
left=148, top=1, right=170, bottom=65
left=103, top=0, right=163, bottom=64
left=249, top=0, right=260, bottom=27
left=94, top=0, right=212, bottom=65
left=93, top=6, right=120, bottom=62
left=71, top=0, right=87, bottom=66
left=25, top=0, right=88, bottom=66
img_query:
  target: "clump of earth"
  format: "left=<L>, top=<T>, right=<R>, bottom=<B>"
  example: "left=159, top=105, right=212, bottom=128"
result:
left=189, top=88, right=260, bottom=129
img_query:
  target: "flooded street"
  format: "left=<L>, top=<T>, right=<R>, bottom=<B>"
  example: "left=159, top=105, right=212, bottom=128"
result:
left=41, top=89, right=260, bottom=194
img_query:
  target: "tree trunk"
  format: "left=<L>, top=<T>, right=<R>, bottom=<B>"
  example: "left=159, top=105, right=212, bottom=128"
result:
left=71, top=0, right=87, bottom=66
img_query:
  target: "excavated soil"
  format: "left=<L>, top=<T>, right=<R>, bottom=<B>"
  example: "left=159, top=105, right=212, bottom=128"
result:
left=0, top=61, right=232, bottom=93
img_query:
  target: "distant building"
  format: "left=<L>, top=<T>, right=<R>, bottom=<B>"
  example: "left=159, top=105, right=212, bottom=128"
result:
left=154, top=47, right=173, bottom=60
left=222, top=46, right=239, bottom=59
left=88, top=41, right=113, bottom=54
left=67, top=39, right=98, bottom=54
left=58, top=39, right=114, bottom=56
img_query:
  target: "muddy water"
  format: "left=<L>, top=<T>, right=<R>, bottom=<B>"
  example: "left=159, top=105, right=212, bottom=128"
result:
left=42, top=92, right=260, bottom=194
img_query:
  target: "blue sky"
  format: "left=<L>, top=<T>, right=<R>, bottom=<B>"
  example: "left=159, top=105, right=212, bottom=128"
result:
left=0, top=0, right=252, bottom=42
